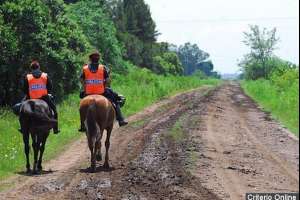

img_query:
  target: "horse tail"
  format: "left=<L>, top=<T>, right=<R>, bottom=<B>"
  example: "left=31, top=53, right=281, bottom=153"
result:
left=85, top=100, right=98, bottom=136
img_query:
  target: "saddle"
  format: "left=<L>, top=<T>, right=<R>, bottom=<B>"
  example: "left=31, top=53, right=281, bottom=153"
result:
left=12, top=94, right=56, bottom=118
left=80, top=91, right=126, bottom=108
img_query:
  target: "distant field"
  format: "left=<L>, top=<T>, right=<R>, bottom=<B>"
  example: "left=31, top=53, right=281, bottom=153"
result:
left=241, top=79, right=299, bottom=136
left=0, top=68, right=220, bottom=179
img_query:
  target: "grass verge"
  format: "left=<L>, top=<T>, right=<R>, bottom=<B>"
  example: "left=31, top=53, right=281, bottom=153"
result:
left=241, top=79, right=299, bottom=136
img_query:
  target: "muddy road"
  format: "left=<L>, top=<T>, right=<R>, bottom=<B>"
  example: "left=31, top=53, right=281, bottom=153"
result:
left=0, top=83, right=299, bottom=200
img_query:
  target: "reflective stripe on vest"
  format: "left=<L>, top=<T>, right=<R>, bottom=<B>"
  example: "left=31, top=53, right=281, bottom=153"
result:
left=83, top=65, right=105, bottom=95
left=27, top=73, right=48, bottom=99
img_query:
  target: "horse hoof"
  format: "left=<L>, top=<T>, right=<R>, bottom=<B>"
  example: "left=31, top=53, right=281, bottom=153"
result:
left=96, top=154, right=102, bottom=161
left=38, top=166, right=43, bottom=172
left=90, top=167, right=96, bottom=173
left=26, top=168, right=31, bottom=174
left=90, top=164, right=96, bottom=173
left=103, top=163, right=109, bottom=169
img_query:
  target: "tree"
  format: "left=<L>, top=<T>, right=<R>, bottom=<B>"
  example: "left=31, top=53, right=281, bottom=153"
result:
left=177, top=43, right=209, bottom=75
left=197, top=61, right=214, bottom=76
left=240, top=25, right=279, bottom=80
left=67, top=0, right=125, bottom=72
left=111, top=0, right=160, bottom=70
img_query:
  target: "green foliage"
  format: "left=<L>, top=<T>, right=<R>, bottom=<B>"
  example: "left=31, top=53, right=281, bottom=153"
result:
left=110, top=0, right=161, bottom=69
left=192, top=70, right=208, bottom=79
left=177, top=42, right=210, bottom=75
left=175, top=42, right=220, bottom=78
left=0, top=67, right=220, bottom=179
left=0, top=0, right=90, bottom=105
left=66, top=0, right=125, bottom=71
left=121, top=0, right=157, bottom=42
left=153, top=52, right=183, bottom=75
left=241, top=68, right=299, bottom=135
left=196, top=60, right=220, bottom=78
left=239, top=25, right=279, bottom=80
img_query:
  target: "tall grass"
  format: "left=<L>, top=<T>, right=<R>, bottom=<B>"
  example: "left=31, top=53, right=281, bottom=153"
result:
left=0, top=67, right=220, bottom=179
left=241, top=73, right=299, bottom=136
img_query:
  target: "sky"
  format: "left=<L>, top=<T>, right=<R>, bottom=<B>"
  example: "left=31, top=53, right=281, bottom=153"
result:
left=144, top=0, right=299, bottom=74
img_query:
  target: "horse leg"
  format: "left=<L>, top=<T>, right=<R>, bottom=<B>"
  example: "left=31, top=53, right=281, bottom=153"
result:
left=88, top=136, right=96, bottom=172
left=95, top=130, right=103, bottom=161
left=103, top=127, right=112, bottom=169
left=37, top=134, right=48, bottom=171
left=22, top=132, right=31, bottom=173
left=31, top=135, right=39, bottom=174
left=95, top=139, right=102, bottom=161
left=79, top=107, right=87, bottom=132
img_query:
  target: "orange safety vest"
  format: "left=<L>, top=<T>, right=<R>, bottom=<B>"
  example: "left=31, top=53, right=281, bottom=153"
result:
left=83, top=64, right=105, bottom=95
left=27, top=73, right=48, bottom=99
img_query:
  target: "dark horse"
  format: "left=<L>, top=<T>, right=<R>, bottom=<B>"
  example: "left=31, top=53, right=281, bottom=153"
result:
left=19, top=99, right=56, bottom=174
left=79, top=95, right=115, bottom=172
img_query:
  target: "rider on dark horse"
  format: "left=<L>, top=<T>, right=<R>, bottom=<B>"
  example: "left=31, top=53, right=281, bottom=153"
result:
left=78, top=51, right=128, bottom=132
left=19, top=60, right=60, bottom=134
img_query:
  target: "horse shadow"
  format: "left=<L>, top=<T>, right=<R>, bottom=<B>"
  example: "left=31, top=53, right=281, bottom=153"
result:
left=16, top=169, right=56, bottom=176
left=79, top=165, right=116, bottom=173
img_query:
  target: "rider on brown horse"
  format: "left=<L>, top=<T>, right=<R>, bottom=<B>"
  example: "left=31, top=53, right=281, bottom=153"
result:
left=78, top=51, right=128, bottom=132
left=20, top=60, right=60, bottom=134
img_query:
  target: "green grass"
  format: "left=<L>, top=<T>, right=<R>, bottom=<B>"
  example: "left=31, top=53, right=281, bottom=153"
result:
left=169, top=119, right=185, bottom=142
left=0, top=67, right=220, bottom=180
left=241, top=79, right=299, bottom=136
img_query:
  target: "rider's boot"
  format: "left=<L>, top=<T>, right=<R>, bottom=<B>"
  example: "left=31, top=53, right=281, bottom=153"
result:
left=78, top=113, right=86, bottom=132
left=52, top=112, right=60, bottom=134
left=115, top=104, right=128, bottom=127
left=78, top=121, right=86, bottom=132
left=44, top=95, right=60, bottom=134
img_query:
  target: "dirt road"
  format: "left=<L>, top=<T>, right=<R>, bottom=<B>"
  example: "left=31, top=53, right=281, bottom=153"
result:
left=0, top=83, right=298, bottom=200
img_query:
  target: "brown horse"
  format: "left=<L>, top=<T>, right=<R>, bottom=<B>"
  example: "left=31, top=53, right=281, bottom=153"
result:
left=79, top=95, right=115, bottom=172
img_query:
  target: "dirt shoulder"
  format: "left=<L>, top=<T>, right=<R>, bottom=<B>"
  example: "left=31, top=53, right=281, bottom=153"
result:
left=0, top=83, right=298, bottom=200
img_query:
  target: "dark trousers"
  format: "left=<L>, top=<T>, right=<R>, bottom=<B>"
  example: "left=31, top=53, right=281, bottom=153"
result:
left=102, top=88, right=125, bottom=121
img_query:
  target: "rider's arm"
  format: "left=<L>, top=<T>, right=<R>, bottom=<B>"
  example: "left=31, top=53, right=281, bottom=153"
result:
left=46, top=74, right=53, bottom=94
left=104, top=66, right=110, bottom=87
left=80, top=70, right=85, bottom=86
left=22, top=75, right=29, bottom=97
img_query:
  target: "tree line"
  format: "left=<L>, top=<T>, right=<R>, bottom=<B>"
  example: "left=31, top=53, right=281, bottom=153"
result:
left=0, top=0, right=220, bottom=106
